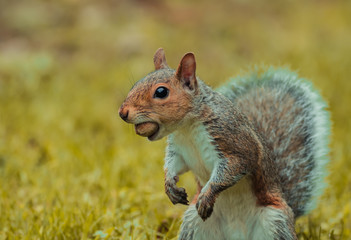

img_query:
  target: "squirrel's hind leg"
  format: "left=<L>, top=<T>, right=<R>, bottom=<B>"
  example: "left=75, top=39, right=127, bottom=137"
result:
left=249, top=202, right=297, bottom=240
left=178, top=204, right=224, bottom=240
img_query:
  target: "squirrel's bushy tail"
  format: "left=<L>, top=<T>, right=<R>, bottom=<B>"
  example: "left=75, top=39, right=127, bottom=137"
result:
left=217, top=68, right=330, bottom=217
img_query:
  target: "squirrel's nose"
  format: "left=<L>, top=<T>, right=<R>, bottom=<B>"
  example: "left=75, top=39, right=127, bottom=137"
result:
left=119, top=107, right=129, bottom=122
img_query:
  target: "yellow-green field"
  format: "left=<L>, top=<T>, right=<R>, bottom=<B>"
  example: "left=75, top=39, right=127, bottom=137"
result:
left=0, top=1, right=350, bottom=239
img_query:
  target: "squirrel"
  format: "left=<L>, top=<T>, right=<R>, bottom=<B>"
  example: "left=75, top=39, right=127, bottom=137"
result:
left=119, top=48, right=330, bottom=240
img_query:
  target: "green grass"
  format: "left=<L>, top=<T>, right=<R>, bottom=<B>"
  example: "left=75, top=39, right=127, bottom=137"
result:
left=0, top=0, right=350, bottom=239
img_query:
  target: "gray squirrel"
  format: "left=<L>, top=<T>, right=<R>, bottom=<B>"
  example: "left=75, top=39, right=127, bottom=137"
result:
left=119, top=48, right=330, bottom=240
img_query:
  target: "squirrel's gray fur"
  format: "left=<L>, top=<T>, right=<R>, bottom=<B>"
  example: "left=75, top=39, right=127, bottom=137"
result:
left=217, top=68, right=330, bottom=217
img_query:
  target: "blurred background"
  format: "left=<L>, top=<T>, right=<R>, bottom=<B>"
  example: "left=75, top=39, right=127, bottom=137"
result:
left=0, top=0, right=350, bottom=239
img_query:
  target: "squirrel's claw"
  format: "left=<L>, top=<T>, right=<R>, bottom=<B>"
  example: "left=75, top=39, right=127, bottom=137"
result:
left=196, top=193, right=214, bottom=221
left=165, top=181, right=189, bottom=205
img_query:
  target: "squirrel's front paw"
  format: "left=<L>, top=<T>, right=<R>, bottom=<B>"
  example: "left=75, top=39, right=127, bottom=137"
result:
left=196, top=193, right=214, bottom=221
left=165, top=177, right=189, bottom=205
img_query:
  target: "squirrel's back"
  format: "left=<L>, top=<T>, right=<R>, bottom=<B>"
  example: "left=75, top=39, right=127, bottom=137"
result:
left=217, top=68, right=330, bottom=217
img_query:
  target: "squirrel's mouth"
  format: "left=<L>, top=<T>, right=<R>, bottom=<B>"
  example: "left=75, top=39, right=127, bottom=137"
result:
left=134, top=122, right=160, bottom=141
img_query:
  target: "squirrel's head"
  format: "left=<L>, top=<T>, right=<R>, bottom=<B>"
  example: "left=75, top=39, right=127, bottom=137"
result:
left=119, top=48, right=199, bottom=141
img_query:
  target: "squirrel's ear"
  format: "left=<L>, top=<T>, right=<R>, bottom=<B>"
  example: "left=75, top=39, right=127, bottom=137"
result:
left=153, top=48, right=169, bottom=70
left=176, top=53, right=197, bottom=91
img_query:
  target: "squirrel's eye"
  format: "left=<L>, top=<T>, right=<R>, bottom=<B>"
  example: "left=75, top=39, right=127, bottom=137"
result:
left=154, top=86, right=169, bottom=99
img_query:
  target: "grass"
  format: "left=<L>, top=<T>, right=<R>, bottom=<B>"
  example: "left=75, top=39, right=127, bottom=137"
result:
left=0, top=0, right=350, bottom=239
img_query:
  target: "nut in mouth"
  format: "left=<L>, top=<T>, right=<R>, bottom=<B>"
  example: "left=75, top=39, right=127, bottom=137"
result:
left=134, top=122, right=160, bottom=140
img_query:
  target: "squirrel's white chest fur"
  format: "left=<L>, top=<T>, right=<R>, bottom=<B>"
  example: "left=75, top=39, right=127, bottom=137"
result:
left=172, top=122, right=217, bottom=185
left=171, top=122, right=286, bottom=240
